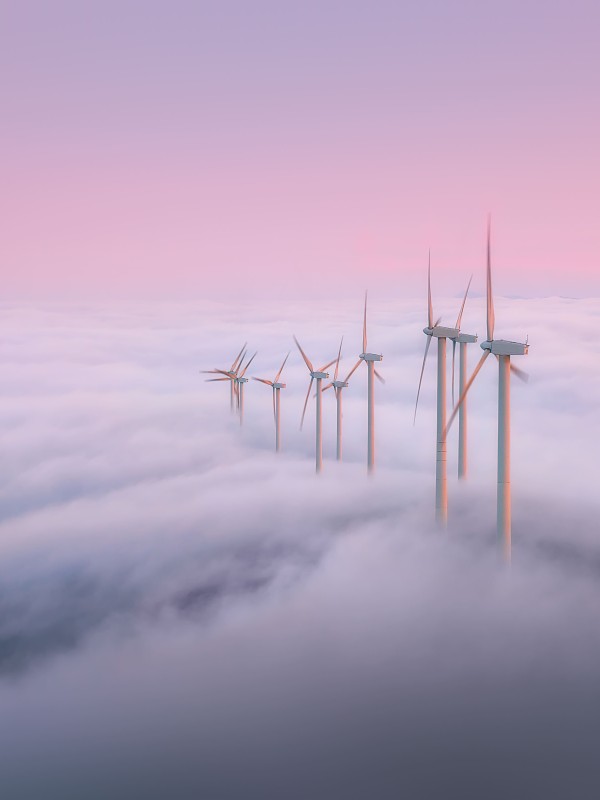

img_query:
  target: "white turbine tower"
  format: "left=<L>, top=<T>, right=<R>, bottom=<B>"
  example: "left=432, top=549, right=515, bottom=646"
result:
left=253, top=352, right=290, bottom=452
left=202, top=342, right=247, bottom=411
left=322, top=338, right=348, bottom=461
left=445, top=220, right=529, bottom=560
left=414, top=256, right=475, bottom=524
left=294, top=337, right=335, bottom=473
left=233, top=351, right=257, bottom=426
left=450, top=322, right=478, bottom=480
left=344, top=293, right=384, bottom=474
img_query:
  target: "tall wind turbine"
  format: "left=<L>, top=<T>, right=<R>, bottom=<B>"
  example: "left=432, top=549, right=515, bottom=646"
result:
left=253, top=353, right=290, bottom=452
left=202, top=343, right=247, bottom=411
left=294, top=337, right=335, bottom=473
left=445, top=220, right=529, bottom=560
left=344, top=293, right=384, bottom=474
left=414, top=256, right=475, bottom=523
left=233, top=351, right=257, bottom=426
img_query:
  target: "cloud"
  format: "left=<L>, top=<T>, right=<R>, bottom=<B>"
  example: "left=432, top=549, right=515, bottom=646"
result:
left=0, top=297, right=599, bottom=798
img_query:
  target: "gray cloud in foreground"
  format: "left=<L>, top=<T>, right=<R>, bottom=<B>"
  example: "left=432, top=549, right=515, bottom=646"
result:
left=0, top=298, right=599, bottom=799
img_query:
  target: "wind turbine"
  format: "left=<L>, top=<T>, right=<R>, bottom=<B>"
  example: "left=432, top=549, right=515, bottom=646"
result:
left=202, top=342, right=247, bottom=412
left=445, top=219, right=529, bottom=560
left=344, top=293, right=384, bottom=474
left=294, top=337, right=335, bottom=473
left=322, top=337, right=348, bottom=461
left=233, top=351, right=257, bottom=426
left=450, top=317, right=478, bottom=479
left=414, top=256, right=475, bottom=524
left=253, top=352, right=290, bottom=452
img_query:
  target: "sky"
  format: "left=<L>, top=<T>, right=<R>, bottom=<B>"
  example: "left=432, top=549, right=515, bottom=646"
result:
left=2, top=4, right=600, bottom=795
left=1, top=0, right=599, bottom=298
left=1, top=296, right=600, bottom=797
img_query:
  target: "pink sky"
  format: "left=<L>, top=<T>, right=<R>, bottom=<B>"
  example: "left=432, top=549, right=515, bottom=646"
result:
left=1, top=0, right=599, bottom=299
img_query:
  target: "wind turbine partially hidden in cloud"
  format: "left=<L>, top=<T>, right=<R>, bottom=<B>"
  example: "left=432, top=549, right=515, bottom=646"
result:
left=253, top=353, right=290, bottom=452
left=449, top=299, right=478, bottom=480
left=414, top=256, right=475, bottom=524
left=344, top=293, right=384, bottom=474
left=233, top=351, right=257, bottom=426
left=294, top=337, right=335, bottom=473
left=445, top=219, right=529, bottom=560
left=202, top=342, right=247, bottom=412
left=322, top=337, right=349, bottom=461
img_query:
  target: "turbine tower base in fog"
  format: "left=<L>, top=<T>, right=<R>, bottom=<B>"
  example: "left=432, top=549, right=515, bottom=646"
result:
left=458, top=341, right=468, bottom=479
left=336, top=389, right=343, bottom=461
left=315, top=377, right=323, bottom=473
left=275, top=388, right=281, bottom=452
left=367, top=361, right=375, bottom=473
left=436, top=337, right=448, bottom=524
left=498, top=354, right=511, bottom=561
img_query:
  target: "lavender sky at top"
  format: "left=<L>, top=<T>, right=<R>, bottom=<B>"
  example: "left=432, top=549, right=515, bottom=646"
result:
left=2, top=0, right=599, bottom=299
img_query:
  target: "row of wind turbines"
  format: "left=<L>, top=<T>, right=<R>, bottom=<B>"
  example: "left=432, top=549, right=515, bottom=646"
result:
left=203, top=221, right=529, bottom=560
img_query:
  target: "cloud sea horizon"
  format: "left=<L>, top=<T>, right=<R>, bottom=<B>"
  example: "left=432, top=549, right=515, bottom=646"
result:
left=1, top=295, right=599, bottom=798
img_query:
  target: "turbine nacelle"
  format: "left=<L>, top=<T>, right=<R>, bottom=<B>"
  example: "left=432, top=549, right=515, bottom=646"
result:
left=272, top=382, right=286, bottom=389
left=360, top=353, right=383, bottom=362
left=454, top=332, right=478, bottom=344
left=236, top=376, right=249, bottom=384
left=310, top=370, right=329, bottom=379
left=423, top=325, right=459, bottom=339
left=480, top=340, right=529, bottom=356
left=332, top=380, right=348, bottom=388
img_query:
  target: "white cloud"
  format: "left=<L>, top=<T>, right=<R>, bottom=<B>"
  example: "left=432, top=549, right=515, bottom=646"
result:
left=0, top=296, right=599, bottom=797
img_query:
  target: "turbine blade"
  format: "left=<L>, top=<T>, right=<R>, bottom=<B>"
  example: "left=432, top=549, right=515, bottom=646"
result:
left=487, top=217, right=495, bottom=341
left=444, top=350, right=491, bottom=436
left=345, top=359, right=363, bottom=383
left=455, top=274, right=473, bottom=330
left=300, top=377, right=314, bottom=430
left=319, top=358, right=337, bottom=372
left=334, top=336, right=343, bottom=382
left=294, top=336, right=314, bottom=373
left=274, top=352, right=290, bottom=384
left=493, top=354, right=529, bottom=383
left=253, top=377, right=273, bottom=386
left=363, top=291, right=368, bottom=353
left=211, top=368, right=234, bottom=378
left=510, top=362, right=529, bottom=383
left=206, top=377, right=231, bottom=382
left=233, top=349, right=247, bottom=375
left=322, top=382, right=334, bottom=392
left=413, top=335, right=433, bottom=424
left=374, top=369, right=385, bottom=385
left=230, top=342, right=248, bottom=372
left=451, top=339, right=457, bottom=407
left=428, top=251, right=433, bottom=329
left=240, top=351, right=257, bottom=377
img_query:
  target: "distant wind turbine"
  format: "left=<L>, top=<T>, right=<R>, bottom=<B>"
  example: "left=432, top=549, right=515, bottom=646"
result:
left=414, top=255, right=476, bottom=523
left=445, top=219, right=529, bottom=560
left=449, top=310, right=478, bottom=479
left=344, top=293, right=384, bottom=474
left=202, top=342, right=247, bottom=412
left=322, top=337, right=349, bottom=461
left=253, top=352, right=290, bottom=452
left=294, top=337, right=336, bottom=473
left=233, top=351, right=257, bottom=426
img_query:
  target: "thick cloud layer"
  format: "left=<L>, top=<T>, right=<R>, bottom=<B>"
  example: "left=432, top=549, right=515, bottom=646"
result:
left=0, top=297, right=599, bottom=799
